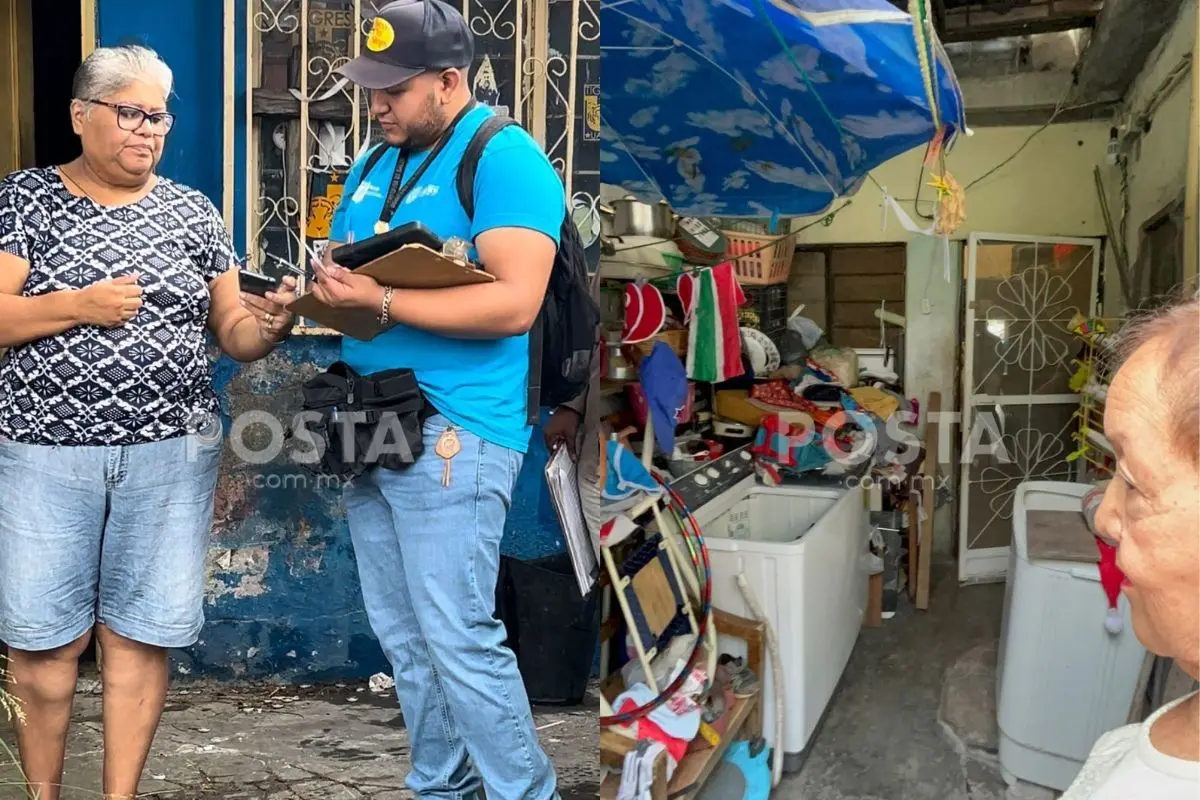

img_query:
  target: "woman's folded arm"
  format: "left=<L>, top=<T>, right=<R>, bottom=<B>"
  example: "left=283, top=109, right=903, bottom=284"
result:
left=0, top=252, right=143, bottom=348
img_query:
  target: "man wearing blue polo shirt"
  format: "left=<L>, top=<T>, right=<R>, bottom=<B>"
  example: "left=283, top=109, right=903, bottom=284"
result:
left=310, top=2, right=563, bottom=797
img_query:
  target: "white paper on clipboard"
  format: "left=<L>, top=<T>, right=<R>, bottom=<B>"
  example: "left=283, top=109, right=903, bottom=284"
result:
left=544, top=444, right=599, bottom=597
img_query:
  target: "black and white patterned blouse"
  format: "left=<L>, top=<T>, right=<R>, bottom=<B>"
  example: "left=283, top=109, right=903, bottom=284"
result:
left=0, top=167, right=236, bottom=446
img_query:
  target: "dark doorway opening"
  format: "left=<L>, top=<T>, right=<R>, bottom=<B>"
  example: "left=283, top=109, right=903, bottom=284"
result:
left=29, top=0, right=82, bottom=167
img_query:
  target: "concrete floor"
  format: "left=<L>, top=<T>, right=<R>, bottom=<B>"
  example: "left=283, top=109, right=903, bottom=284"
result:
left=0, top=678, right=599, bottom=799
left=0, top=562, right=1012, bottom=800
left=778, top=563, right=1012, bottom=800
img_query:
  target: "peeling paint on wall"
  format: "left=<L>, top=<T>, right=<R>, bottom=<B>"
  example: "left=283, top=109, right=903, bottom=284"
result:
left=178, top=338, right=571, bottom=682
left=207, top=546, right=271, bottom=602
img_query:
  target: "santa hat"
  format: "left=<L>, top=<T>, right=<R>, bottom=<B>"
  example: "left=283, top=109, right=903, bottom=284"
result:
left=1083, top=485, right=1124, bottom=635
left=1095, top=537, right=1125, bottom=635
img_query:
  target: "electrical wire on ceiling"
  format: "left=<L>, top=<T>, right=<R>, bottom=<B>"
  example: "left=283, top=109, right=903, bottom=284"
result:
left=916, top=44, right=1194, bottom=203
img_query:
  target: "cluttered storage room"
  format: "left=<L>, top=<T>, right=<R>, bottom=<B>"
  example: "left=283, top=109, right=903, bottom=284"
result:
left=593, top=1, right=1199, bottom=798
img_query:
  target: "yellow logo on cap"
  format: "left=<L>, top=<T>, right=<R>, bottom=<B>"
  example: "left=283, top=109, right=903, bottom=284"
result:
left=366, top=17, right=395, bottom=52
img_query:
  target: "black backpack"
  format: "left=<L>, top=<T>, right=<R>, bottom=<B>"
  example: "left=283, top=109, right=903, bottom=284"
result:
left=358, top=117, right=600, bottom=425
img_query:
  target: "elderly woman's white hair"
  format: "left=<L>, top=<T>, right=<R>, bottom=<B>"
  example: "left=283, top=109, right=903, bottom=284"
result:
left=71, top=45, right=173, bottom=102
left=1113, top=292, right=1200, bottom=462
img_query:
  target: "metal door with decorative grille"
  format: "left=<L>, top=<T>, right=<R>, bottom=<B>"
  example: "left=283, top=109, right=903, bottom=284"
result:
left=231, top=0, right=600, bottom=333
left=958, top=233, right=1101, bottom=582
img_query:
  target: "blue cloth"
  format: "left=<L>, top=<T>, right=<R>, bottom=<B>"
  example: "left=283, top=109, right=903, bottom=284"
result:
left=329, top=104, right=566, bottom=453
left=0, top=427, right=223, bottom=651
left=638, top=341, right=689, bottom=456
left=723, top=739, right=772, bottom=800
left=600, top=0, right=967, bottom=217
left=789, top=438, right=834, bottom=473
left=603, top=439, right=661, bottom=501
left=344, top=415, right=558, bottom=799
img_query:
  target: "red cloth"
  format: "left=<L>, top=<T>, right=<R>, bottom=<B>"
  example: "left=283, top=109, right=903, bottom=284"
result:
left=617, top=698, right=689, bottom=764
left=750, top=380, right=808, bottom=410
left=749, top=382, right=844, bottom=430
left=750, top=413, right=796, bottom=465
left=711, top=263, right=746, bottom=381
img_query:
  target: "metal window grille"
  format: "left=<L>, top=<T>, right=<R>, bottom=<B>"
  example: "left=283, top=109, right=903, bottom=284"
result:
left=232, top=0, right=599, bottom=334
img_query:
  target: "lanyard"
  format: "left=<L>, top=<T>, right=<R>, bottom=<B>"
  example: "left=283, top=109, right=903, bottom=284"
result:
left=375, top=99, right=478, bottom=234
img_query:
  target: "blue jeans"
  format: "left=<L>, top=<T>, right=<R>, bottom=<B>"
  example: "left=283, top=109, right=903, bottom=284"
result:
left=344, top=414, right=558, bottom=800
left=0, top=431, right=223, bottom=651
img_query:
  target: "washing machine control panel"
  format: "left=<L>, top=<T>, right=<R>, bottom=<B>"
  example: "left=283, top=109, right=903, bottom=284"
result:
left=669, top=445, right=757, bottom=512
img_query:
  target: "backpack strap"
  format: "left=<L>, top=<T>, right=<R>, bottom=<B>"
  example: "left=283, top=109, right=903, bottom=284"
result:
left=455, top=115, right=546, bottom=427
left=456, top=115, right=522, bottom=220
left=360, top=141, right=395, bottom=183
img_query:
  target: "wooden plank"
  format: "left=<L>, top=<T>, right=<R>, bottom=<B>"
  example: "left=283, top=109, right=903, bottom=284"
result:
left=1185, top=1, right=1199, bottom=286
left=600, top=728, right=637, bottom=768
left=651, top=750, right=668, bottom=800
left=80, top=0, right=96, bottom=58
left=917, top=391, right=940, bottom=610
left=667, top=694, right=758, bottom=797
left=831, top=275, right=906, bottom=302
left=866, top=573, right=883, bottom=627
left=907, top=499, right=917, bottom=602
left=831, top=327, right=886, bottom=349
left=942, top=0, right=1102, bottom=41
left=829, top=255, right=906, bottom=277
left=252, top=88, right=371, bottom=123
left=832, top=300, right=905, bottom=328
left=601, top=735, right=692, bottom=800
left=0, top=0, right=35, bottom=173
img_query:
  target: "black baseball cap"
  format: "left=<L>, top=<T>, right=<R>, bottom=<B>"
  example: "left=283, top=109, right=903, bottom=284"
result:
left=336, top=0, right=474, bottom=90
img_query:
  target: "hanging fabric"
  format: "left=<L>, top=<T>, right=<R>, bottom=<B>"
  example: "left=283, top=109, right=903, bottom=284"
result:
left=685, top=263, right=746, bottom=383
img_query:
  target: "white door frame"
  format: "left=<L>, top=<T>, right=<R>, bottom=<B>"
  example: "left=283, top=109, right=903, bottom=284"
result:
left=958, top=232, right=1102, bottom=583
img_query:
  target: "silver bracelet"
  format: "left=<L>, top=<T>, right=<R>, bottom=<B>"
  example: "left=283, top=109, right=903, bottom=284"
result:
left=379, top=286, right=395, bottom=327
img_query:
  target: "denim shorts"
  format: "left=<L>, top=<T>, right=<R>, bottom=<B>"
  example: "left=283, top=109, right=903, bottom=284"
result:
left=0, top=430, right=223, bottom=652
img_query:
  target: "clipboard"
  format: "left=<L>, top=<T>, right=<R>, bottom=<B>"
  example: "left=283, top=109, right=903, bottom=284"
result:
left=287, top=243, right=495, bottom=340
left=545, top=444, right=599, bottom=597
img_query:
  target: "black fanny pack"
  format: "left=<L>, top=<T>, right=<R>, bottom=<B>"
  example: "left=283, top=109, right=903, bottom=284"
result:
left=289, top=361, right=434, bottom=479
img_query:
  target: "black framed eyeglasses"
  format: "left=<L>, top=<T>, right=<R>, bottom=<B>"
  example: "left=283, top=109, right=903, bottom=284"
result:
left=83, top=99, right=176, bottom=134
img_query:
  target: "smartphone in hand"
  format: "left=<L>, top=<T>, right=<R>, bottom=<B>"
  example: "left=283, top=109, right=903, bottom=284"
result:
left=238, top=269, right=280, bottom=297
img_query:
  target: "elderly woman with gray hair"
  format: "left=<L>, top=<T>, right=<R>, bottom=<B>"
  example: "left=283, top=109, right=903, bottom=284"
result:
left=0, top=46, right=296, bottom=798
left=1059, top=294, right=1200, bottom=798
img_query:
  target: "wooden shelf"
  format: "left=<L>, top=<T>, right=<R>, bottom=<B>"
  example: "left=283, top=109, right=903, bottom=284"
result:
left=670, top=693, right=760, bottom=797
left=600, top=692, right=762, bottom=800
left=252, top=88, right=368, bottom=122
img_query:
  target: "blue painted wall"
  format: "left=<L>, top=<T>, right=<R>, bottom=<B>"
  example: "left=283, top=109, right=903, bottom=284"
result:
left=96, top=0, right=571, bottom=682
left=96, top=0, right=226, bottom=208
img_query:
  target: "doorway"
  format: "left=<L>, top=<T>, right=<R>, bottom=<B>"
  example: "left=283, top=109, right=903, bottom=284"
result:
left=957, top=233, right=1102, bottom=583
left=0, top=0, right=83, bottom=175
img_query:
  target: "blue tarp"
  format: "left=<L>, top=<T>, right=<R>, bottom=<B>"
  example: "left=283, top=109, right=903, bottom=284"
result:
left=600, top=0, right=967, bottom=218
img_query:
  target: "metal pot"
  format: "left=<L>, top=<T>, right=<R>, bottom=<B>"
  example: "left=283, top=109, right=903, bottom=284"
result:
left=599, top=203, right=616, bottom=239
left=603, top=333, right=638, bottom=380
left=610, top=195, right=676, bottom=238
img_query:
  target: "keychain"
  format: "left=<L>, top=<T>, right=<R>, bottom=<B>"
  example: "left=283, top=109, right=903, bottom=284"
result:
left=435, top=426, right=462, bottom=487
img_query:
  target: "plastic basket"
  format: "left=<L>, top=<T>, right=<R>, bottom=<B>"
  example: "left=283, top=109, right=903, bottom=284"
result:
left=722, top=229, right=796, bottom=285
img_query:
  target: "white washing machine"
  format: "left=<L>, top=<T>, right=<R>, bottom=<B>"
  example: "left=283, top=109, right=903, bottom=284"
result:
left=996, top=481, right=1147, bottom=791
left=661, top=451, right=871, bottom=772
